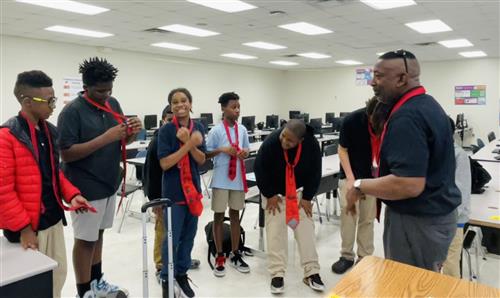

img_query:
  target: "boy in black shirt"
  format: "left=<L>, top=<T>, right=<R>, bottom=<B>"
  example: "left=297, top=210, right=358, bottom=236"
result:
left=254, top=119, right=324, bottom=294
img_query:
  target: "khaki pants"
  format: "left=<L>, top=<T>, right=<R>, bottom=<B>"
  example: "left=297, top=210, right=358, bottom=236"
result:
left=443, top=227, right=463, bottom=278
left=37, top=220, right=67, bottom=298
left=154, top=211, right=165, bottom=270
left=263, top=194, right=320, bottom=279
left=339, top=179, right=376, bottom=260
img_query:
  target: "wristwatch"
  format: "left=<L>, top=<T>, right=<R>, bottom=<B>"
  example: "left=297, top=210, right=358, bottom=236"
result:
left=354, top=179, right=362, bottom=191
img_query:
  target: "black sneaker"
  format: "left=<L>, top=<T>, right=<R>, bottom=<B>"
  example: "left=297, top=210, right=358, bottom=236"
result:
left=161, top=279, right=169, bottom=298
left=175, top=274, right=195, bottom=298
left=303, top=274, right=325, bottom=292
left=230, top=252, right=250, bottom=273
left=331, top=257, right=354, bottom=274
left=270, top=277, right=284, bottom=294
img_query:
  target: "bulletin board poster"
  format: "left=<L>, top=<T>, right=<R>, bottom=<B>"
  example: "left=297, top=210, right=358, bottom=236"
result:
left=62, top=77, right=83, bottom=104
left=355, top=68, right=373, bottom=86
left=454, top=85, right=486, bottom=105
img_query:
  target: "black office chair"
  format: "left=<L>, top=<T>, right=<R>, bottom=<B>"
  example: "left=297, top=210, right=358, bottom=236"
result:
left=477, top=138, right=485, bottom=149
left=199, top=159, right=214, bottom=199
left=118, top=151, right=146, bottom=233
left=488, top=131, right=496, bottom=142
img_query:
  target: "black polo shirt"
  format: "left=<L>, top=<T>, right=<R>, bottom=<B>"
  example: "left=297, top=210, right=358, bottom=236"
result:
left=338, top=108, right=372, bottom=180
left=379, top=93, right=461, bottom=216
left=19, top=116, right=64, bottom=230
left=57, top=93, right=123, bottom=201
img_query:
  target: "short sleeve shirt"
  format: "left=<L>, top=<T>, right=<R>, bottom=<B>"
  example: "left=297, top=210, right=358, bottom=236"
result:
left=157, top=120, right=207, bottom=203
left=57, top=93, right=123, bottom=201
left=338, top=108, right=372, bottom=180
left=206, top=122, right=250, bottom=191
left=379, top=93, right=461, bottom=216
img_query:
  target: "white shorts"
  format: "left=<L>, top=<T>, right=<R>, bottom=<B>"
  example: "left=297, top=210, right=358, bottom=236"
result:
left=71, top=194, right=116, bottom=242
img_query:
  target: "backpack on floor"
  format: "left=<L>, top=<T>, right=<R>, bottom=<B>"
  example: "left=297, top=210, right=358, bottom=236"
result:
left=204, top=217, right=249, bottom=269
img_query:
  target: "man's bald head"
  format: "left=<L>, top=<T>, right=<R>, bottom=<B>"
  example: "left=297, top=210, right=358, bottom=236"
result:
left=371, top=50, right=421, bottom=105
left=285, top=119, right=306, bottom=139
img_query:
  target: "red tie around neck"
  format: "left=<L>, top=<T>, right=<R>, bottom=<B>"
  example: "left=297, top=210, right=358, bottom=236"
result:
left=172, top=116, right=203, bottom=216
left=374, top=86, right=426, bottom=221
left=83, top=92, right=128, bottom=214
left=223, top=120, right=248, bottom=193
left=283, top=142, right=302, bottom=229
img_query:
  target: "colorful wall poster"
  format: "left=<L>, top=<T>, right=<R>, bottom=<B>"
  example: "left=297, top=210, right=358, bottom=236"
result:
left=454, top=85, right=486, bottom=105
left=355, top=68, right=373, bottom=86
left=62, top=77, right=83, bottom=104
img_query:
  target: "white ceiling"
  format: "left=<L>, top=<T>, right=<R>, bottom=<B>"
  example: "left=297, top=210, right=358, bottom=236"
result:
left=1, top=0, right=499, bottom=69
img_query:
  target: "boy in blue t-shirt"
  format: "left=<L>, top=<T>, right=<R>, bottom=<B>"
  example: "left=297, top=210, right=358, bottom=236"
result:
left=206, top=92, right=250, bottom=277
left=157, top=88, right=206, bottom=298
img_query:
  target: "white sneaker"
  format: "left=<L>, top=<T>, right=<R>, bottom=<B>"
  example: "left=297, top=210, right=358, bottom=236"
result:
left=77, top=290, right=96, bottom=298
left=91, top=275, right=129, bottom=298
left=229, top=252, right=250, bottom=273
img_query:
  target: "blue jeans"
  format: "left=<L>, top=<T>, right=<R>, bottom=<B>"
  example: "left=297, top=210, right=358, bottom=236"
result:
left=160, top=204, right=198, bottom=279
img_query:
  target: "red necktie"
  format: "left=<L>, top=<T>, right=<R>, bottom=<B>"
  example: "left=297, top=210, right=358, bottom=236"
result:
left=223, top=120, right=248, bottom=192
left=172, top=116, right=203, bottom=216
left=283, top=143, right=302, bottom=229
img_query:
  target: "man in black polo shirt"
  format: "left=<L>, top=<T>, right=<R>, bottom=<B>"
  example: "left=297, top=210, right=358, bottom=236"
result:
left=346, top=50, right=461, bottom=272
left=58, top=58, right=141, bottom=298
left=331, top=97, right=385, bottom=274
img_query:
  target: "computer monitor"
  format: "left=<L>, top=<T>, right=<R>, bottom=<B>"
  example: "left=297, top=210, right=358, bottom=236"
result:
left=192, top=117, right=208, bottom=131
left=325, top=112, right=335, bottom=124
left=266, top=115, right=279, bottom=129
left=241, top=116, right=256, bottom=133
left=200, top=113, right=213, bottom=125
left=455, top=113, right=465, bottom=129
left=331, top=117, right=343, bottom=132
left=144, top=114, right=158, bottom=130
left=339, top=112, right=350, bottom=118
left=310, top=118, right=322, bottom=135
left=298, top=113, right=309, bottom=123
left=289, top=110, right=300, bottom=120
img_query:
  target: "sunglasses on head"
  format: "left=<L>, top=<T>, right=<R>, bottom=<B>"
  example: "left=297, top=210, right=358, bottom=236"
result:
left=392, top=49, right=409, bottom=73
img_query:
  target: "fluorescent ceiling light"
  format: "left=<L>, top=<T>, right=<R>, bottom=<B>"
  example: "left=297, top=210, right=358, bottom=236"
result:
left=221, top=53, right=257, bottom=60
left=243, top=41, right=286, bottom=50
left=151, top=42, right=199, bottom=51
left=360, top=0, right=416, bottom=10
left=279, top=22, right=332, bottom=35
left=269, top=61, right=298, bottom=66
left=186, top=0, right=256, bottom=13
left=298, top=52, right=331, bottom=59
left=158, top=24, right=219, bottom=37
left=45, top=25, right=112, bottom=38
left=459, top=51, right=487, bottom=58
left=16, top=0, right=108, bottom=15
left=336, top=60, right=363, bottom=65
left=405, top=19, right=452, bottom=34
left=438, top=39, right=473, bottom=48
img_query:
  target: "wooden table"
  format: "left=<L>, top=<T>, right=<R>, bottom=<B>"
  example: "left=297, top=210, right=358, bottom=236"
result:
left=329, top=256, right=500, bottom=297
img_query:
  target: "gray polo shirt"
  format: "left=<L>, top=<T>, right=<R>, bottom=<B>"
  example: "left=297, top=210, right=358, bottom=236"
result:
left=57, top=92, right=123, bottom=201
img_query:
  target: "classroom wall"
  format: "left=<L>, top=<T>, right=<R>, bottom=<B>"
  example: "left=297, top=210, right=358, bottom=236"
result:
left=0, top=35, right=285, bottom=125
left=282, top=59, right=500, bottom=142
left=2, top=35, right=498, bottom=142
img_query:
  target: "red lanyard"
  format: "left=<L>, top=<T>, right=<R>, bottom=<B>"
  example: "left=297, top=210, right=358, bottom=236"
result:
left=223, top=120, right=248, bottom=192
left=375, top=86, right=426, bottom=176
left=83, top=92, right=128, bottom=213
left=19, top=112, right=80, bottom=212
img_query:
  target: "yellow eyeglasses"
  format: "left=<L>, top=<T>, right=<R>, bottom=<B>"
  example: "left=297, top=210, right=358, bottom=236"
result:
left=24, top=95, right=58, bottom=108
